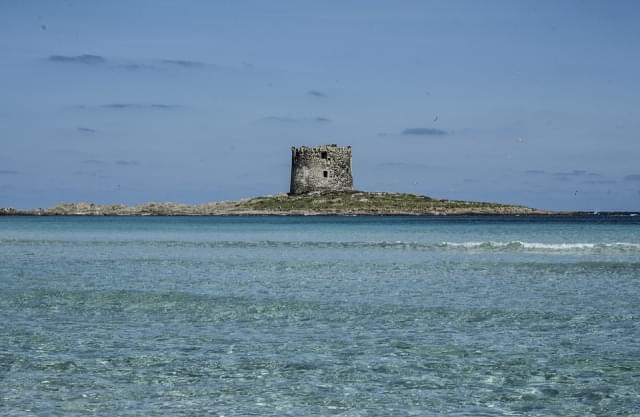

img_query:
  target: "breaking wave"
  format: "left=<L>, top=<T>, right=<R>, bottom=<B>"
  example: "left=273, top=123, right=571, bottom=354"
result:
left=437, top=241, right=640, bottom=252
left=2, top=239, right=640, bottom=253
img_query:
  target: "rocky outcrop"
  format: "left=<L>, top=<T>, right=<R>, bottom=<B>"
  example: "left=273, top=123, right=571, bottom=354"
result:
left=1, top=191, right=553, bottom=216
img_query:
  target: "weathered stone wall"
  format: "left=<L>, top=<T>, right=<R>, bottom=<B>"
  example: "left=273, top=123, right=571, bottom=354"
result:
left=0, top=207, right=17, bottom=215
left=290, top=144, right=353, bottom=194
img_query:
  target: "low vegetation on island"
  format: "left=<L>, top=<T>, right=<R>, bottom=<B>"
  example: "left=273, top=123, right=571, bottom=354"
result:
left=1, top=191, right=551, bottom=216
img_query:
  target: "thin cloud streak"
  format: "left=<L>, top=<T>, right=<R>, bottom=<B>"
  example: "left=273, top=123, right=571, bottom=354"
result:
left=161, top=59, right=205, bottom=68
left=402, top=127, right=448, bottom=136
left=48, top=55, right=206, bottom=71
left=115, top=160, right=139, bottom=166
left=583, top=179, right=617, bottom=185
left=552, top=170, right=587, bottom=177
left=72, top=170, right=99, bottom=177
left=308, top=90, right=327, bottom=98
left=261, top=116, right=331, bottom=123
left=49, top=54, right=106, bottom=64
left=75, top=104, right=182, bottom=110
left=118, top=63, right=159, bottom=71
left=262, top=116, right=297, bottom=123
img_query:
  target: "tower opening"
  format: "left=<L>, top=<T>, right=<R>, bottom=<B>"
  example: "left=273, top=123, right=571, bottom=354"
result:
left=323, top=171, right=328, bottom=178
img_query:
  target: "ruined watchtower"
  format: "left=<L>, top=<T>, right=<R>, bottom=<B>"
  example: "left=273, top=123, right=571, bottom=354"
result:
left=289, top=144, right=353, bottom=195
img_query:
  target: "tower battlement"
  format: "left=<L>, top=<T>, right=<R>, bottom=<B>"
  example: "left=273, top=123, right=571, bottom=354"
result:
left=289, top=144, right=353, bottom=195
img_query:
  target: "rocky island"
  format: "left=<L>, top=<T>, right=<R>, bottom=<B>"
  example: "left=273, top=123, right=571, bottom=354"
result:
left=1, top=191, right=551, bottom=216
left=0, top=145, right=554, bottom=216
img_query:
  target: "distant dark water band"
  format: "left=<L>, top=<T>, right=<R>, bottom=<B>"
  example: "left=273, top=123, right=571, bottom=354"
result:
left=2, top=239, right=640, bottom=253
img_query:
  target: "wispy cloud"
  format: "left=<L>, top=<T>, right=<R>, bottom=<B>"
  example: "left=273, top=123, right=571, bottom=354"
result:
left=72, top=170, right=99, bottom=177
left=77, top=127, right=97, bottom=133
left=550, top=170, right=603, bottom=180
left=76, top=103, right=181, bottom=110
left=524, top=170, right=545, bottom=174
left=0, top=169, right=18, bottom=175
left=103, top=104, right=142, bottom=109
left=72, top=170, right=111, bottom=179
left=118, top=63, right=159, bottom=71
left=552, top=170, right=587, bottom=177
left=161, top=59, right=205, bottom=68
left=308, top=90, right=327, bottom=98
left=261, top=116, right=331, bottom=123
left=49, top=54, right=106, bottom=65
left=402, top=127, right=448, bottom=136
left=115, top=160, right=139, bottom=166
left=120, top=60, right=206, bottom=71
left=583, top=179, right=617, bottom=185
left=624, top=174, right=640, bottom=181
left=149, top=104, right=181, bottom=109
left=82, top=159, right=104, bottom=165
left=48, top=54, right=206, bottom=71
left=262, top=116, right=297, bottom=123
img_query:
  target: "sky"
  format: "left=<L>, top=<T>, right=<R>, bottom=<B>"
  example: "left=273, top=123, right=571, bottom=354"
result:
left=1, top=0, right=639, bottom=211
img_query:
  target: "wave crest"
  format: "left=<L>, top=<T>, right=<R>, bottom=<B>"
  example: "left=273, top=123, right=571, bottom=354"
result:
left=438, top=241, right=640, bottom=252
left=2, top=239, right=639, bottom=253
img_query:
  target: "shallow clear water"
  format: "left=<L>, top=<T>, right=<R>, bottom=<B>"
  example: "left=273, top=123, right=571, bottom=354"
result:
left=1, top=216, right=639, bottom=416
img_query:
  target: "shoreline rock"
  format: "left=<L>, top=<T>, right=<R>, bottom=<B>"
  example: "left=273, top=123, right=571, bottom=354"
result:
left=0, top=191, right=560, bottom=216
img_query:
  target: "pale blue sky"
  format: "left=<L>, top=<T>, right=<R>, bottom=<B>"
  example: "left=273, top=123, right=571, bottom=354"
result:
left=1, top=1, right=639, bottom=210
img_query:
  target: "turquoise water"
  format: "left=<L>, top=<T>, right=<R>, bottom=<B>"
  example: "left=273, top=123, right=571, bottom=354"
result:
left=1, top=216, right=639, bottom=416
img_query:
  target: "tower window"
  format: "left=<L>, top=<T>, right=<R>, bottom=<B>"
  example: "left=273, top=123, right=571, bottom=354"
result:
left=321, top=151, right=328, bottom=159
left=323, top=171, right=328, bottom=178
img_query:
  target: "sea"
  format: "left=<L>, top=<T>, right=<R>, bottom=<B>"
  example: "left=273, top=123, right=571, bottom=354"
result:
left=1, top=215, right=639, bottom=416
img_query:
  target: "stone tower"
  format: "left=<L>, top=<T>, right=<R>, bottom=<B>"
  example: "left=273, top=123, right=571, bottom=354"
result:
left=289, top=144, right=353, bottom=195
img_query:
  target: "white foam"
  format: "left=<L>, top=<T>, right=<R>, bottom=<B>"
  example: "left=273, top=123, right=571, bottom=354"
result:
left=439, top=241, right=640, bottom=251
